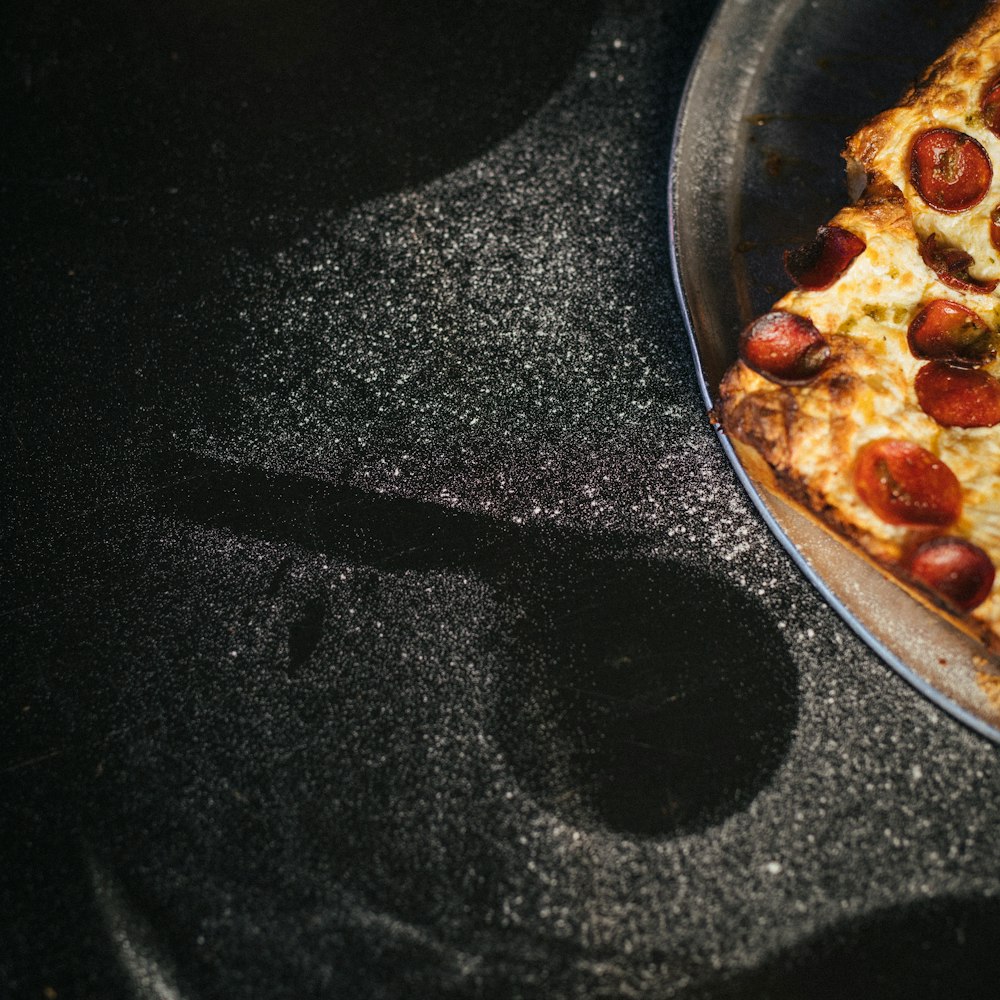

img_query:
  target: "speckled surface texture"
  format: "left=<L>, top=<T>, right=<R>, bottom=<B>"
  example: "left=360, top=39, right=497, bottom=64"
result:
left=4, top=1, right=1000, bottom=998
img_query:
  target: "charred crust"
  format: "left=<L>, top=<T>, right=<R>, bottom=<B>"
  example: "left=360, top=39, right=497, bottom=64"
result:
left=858, top=175, right=905, bottom=208
left=826, top=371, right=859, bottom=400
left=719, top=380, right=796, bottom=474
left=845, top=121, right=890, bottom=173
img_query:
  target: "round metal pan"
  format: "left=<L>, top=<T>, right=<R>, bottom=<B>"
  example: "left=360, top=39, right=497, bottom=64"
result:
left=669, top=0, right=1000, bottom=742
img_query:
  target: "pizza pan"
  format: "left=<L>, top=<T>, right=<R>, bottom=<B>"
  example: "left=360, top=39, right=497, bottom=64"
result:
left=669, top=0, right=1000, bottom=743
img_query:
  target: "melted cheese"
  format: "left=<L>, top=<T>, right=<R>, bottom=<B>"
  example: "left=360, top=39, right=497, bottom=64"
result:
left=721, top=5, right=1000, bottom=647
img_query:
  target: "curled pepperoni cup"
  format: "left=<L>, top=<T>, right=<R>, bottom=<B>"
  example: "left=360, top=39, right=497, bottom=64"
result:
left=737, top=311, right=830, bottom=385
left=919, top=234, right=999, bottom=293
left=910, top=128, right=992, bottom=213
left=906, top=300, right=995, bottom=363
left=909, top=537, right=996, bottom=611
left=982, top=73, right=1000, bottom=139
left=853, top=438, right=962, bottom=528
left=784, top=225, right=866, bottom=291
left=915, top=361, right=1000, bottom=428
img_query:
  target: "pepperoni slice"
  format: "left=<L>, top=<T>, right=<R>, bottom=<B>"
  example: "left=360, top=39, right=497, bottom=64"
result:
left=919, top=234, right=999, bottom=293
left=907, top=299, right=995, bottom=363
left=784, top=225, right=866, bottom=290
left=982, top=73, right=1000, bottom=139
left=910, top=128, right=992, bottom=212
left=853, top=439, right=961, bottom=528
left=738, top=311, right=830, bottom=385
left=909, top=536, right=996, bottom=611
left=914, top=361, right=1000, bottom=428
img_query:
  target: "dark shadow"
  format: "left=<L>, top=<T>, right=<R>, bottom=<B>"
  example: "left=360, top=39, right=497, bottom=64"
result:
left=4, top=0, right=599, bottom=251
left=141, top=450, right=799, bottom=838
left=500, top=554, right=797, bottom=836
left=684, top=895, right=1000, bottom=1000
left=287, top=594, right=327, bottom=671
left=3, top=0, right=600, bottom=469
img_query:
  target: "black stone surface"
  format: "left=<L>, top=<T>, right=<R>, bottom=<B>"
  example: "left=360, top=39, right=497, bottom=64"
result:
left=4, top=1, right=1000, bottom=998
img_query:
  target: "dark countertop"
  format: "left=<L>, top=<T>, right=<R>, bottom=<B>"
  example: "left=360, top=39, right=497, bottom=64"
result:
left=4, top=1, right=1000, bottom=997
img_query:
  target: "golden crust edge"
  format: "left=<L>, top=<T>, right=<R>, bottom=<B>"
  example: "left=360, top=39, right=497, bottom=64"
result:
left=717, top=379, right=1000, bottom=656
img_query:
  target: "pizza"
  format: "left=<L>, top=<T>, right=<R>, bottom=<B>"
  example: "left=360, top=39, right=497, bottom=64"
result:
left=718, top=1, right=1000, bottom=651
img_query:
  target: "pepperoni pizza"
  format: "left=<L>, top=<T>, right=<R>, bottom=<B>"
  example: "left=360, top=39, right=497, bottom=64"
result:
left=719, top=2, right=1000, bottom=650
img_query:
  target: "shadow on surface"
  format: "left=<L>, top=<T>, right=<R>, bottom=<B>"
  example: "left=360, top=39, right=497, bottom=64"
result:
left=685, top=894, right=1000, bottom=1000
left=144, top=450, right=799, bottom=838
left=6, top=0, right=599, bottom=248
left=500, top=554, right=797, bottom=837
left=3, top=0, right=601, bottom=473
